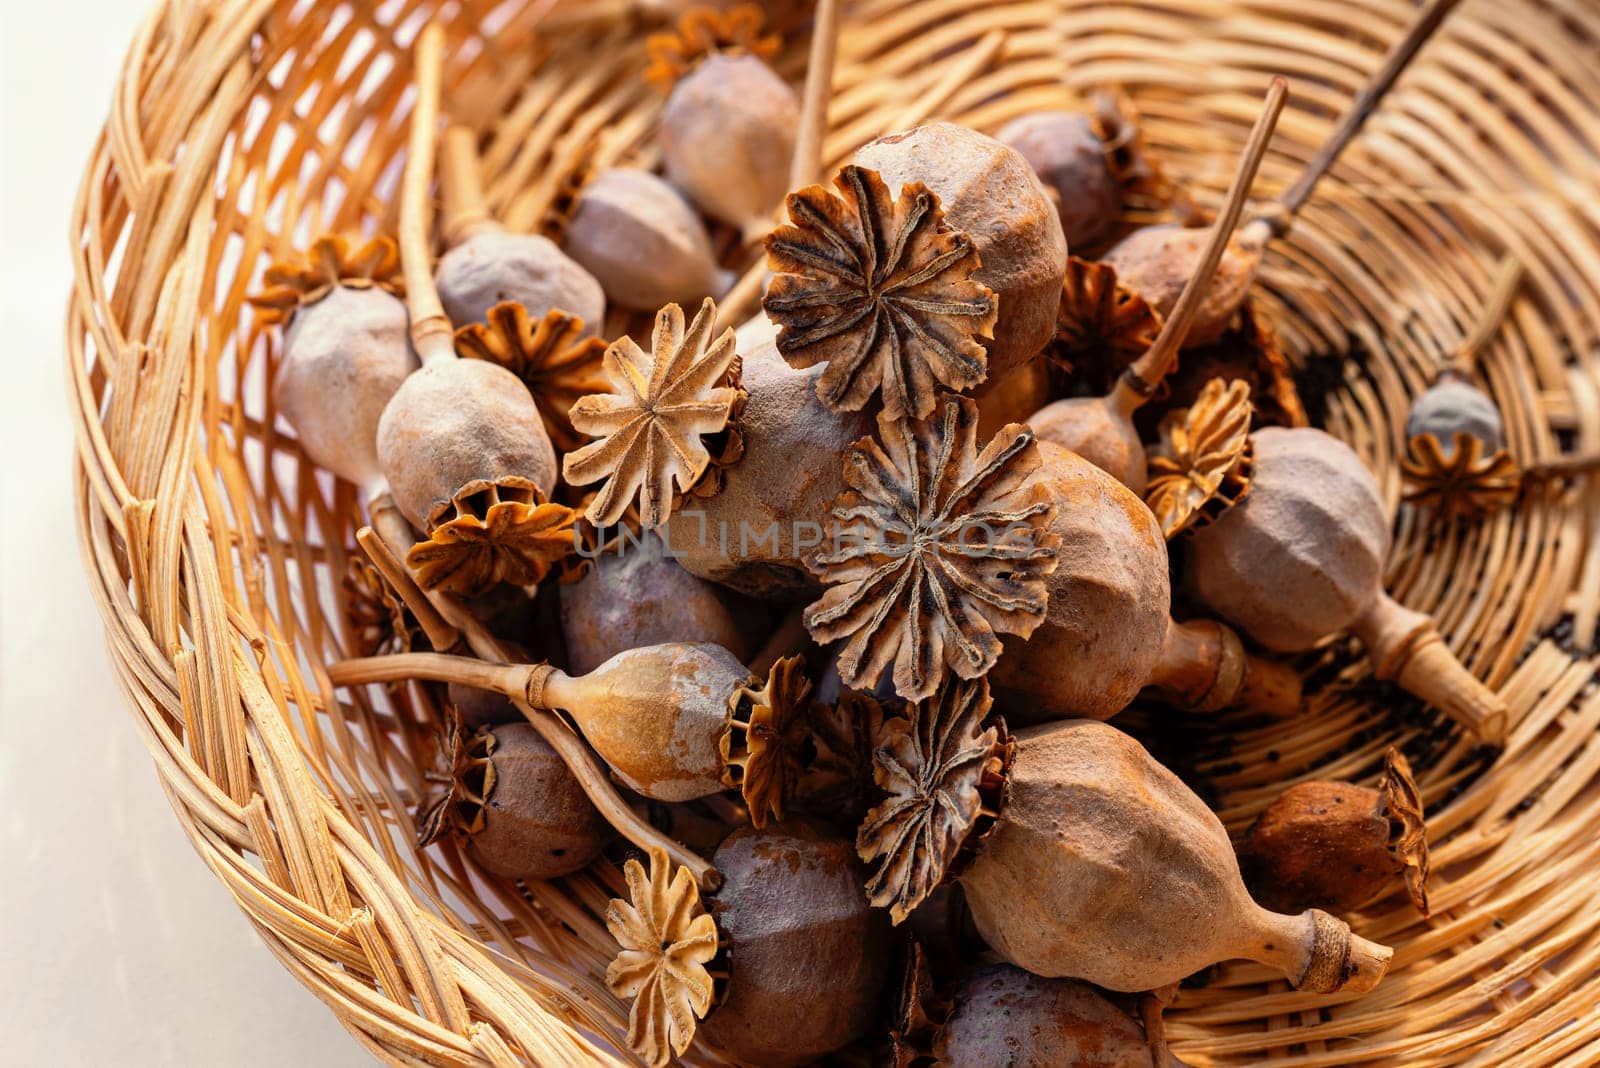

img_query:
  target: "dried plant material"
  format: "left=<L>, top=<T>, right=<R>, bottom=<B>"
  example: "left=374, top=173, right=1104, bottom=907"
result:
left=1145, top=376, right=1255, bottom=538
left=559, top=528, right=764, bottom=674
left=996, top=111, right=1120, bottom=249
left=606, top=849, right=719, bottom=1068
left=1401, top=431, right=1520, bottom=519
left=660, top=53, right=798, bottom=232
left=436, top=230, right=606, bottom=336
left=343, top=556, right=419, bottom=658
left=405, top=480, right=580, bottom=596
left=249, top=234, right=404, bottom=323
left=723, top=655, right=814, bottom=829
left=852, top=123, right=1068, bottom=383
left=1149, top=304, right=1307, bottom=433
left=564, top=298, right=745, bottom=528
left=857, top=676, right=1010, bottom=924
left=455, top=302, right=609, bottom=453
left=417, top=720, right=497, bottom=847
left=799, top=690, right=882, bottom=823
left=806, top=396, right=1059, bottom=702
left=1238, top=747, right=1430, bottom=917
left=1090, top=90, right=1173, bottom=209
left=1189, top=426, right=1507, bottom=742
left=378, top=359, right=560, bottom=532
left=699, top=821, right=891, bottom=1066
left=562, top=168, right=721, bottom=310
left=959, top=719, right=1392, bottom=994
left=935, top=967, right=1154, bottom=1068
left=1048, top=256, right=1162, bottom=389
left=645, top=3, right=781, bottom=89
left=765, top=165, right=998, bottom=422
left=1383, top=747, right=1431, bottom=915
left=889, top=941, right=947, bottom=1068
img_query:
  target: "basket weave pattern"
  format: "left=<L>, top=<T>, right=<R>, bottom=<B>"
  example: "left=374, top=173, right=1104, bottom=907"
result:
left=68, top=1, right=1600, bottom=1063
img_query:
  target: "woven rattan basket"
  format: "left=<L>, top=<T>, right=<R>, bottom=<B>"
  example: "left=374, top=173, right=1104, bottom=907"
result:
left=69, top=0, right=1600, bottom=1063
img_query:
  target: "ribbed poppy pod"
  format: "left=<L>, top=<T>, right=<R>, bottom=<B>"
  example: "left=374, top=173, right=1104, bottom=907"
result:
left=559, top=528, right=767, bottom=674
left=250, top=236, right=418, bottom=490
left=560, top=167, right=720, bottom=310
left=660, top=52, right=799, bottom=236
left=416, top=721, right=609, bottom=881
left=1186, top=426, right=1507, bottom=742
left=660, top=341, right=875, bottom=599
left=328, top=644, right=815, bottom=820
left=855, top=679, right=1394, bottom=996
left=936, top=967, right=1154, bottom=1068
left=602, top=822, right=891, bottom=1068
left=849, top=122, right=1066, bottom=385
left=697, top=820, right=892, bottom=1067
left=996, top=110, right=1121, bottom=249
left=435, top=125, right=605, bottom=331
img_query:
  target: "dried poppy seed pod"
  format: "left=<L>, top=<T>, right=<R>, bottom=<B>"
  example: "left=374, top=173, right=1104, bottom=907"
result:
left=1240, top=747, right=1430, bottom=916
left=329, top=645, right=812, bottom=817
left=991, top=443, right=1298, bottom=721
left=435, top=126, right=605, bottom=330
left=697, top=821, right=891, bottom=1066
left=561, top=167, right=720, bottom=309
left=1407, top=374, right=1504, bottom=456
left=857, top=679, right=1394, bottom=995
left=604, top=824, right=890, bottom=1068
left=375, top=358, right=559, bottom=530
left=1031, top=79, right=1286, bottom=493
left=660, top=52, right=799, bottom=236
left=1104, top=0, right=1462, bottom=346
left=251, top=237, right=418, bottom=489
left=852, top=122, right=1068, bottom=383
left=935, top=966, right=1153, bottom=1068
left=660, top=341, right=875, bottom=599
left=996, top=110, right=1121, bottom=249
left=417, top=722, right=609, bottom=880
left=1187, top=426, right=1508, bottom=742
left=559, top=528, right=767, bottom=674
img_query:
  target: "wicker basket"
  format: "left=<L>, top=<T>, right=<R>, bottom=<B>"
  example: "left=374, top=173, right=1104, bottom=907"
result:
left=68, top=0, right=1600, bottom=1063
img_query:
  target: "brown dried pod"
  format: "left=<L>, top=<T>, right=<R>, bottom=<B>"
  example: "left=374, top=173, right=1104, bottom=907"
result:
left=851, top=122, right=1067, bottom=384
left=763, top=165, right=999, bottom=422
left=645, top=2, right=781, bottom=88
left=858, top=679, right=1393, bottom=994
left=562, top=297, right=746, bottom=528
left=1402, top=256, right=1520, bottom=518
left=934, top=966, right=1154, bottom=1068
left=976, top=358, right=1052, bottom=441
left=1240, top=747, right=1430, bottom=917
left=435, top=126, right=605, bottom=331
left=660, top=340, right=876, bottom=599
left=1144, top=376, right=1255, bottom=539
left=559, top=528, right=765, bottom=675
left=1104, top=0, right=1462, bottom=346
left=1186, top=426, right=1508, bottom=742
left=561, top=168, right=721, bottom=310
left=721, top=654, right=814, bottom=828
left=990, top=443, right=1298, bottom=722
left=697, top=820, right=891, bottom=1066
left=805, top=394, right=1061, bottom=703
left=251, top=236, right=418, bottom=490
left=660, top=52, right=799, bottom=236
left=1144, top=302, right=1307, bottom=432
left=1030, top=80, right=1284, bottom=494
left=996, top=110, right=1121, bottom=249
left=453, top=302, right=608, bottom=454
left=332, top=644, right=815, bottom=811
left=417, top=721, right=609, bottom=880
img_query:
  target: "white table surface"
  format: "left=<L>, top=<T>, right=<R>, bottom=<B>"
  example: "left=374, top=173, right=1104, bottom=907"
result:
left=1, top=4, right=371, bottom=1064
